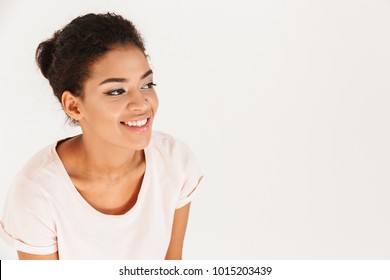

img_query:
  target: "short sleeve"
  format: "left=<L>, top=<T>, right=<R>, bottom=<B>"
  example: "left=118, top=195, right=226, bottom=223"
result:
left=175, top=141, right=205, bottom=209
left=0, top=174, right=58, bottom=255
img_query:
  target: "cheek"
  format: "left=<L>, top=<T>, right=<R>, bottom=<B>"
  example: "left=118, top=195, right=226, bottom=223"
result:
left=150, top=92, right=159, bottom=112
left=82, top=99, right=122, bottom=123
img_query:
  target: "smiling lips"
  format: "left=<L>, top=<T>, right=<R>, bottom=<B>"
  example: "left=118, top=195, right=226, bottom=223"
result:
left=121, top=118, right=149, bottom=127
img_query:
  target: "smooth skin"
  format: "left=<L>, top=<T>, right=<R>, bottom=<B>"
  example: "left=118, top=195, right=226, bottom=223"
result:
left=18, top=45, right=191, bottom=260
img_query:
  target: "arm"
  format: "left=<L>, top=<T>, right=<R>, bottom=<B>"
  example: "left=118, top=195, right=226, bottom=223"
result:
left=165, top=203, right=191, bottom=260
left=18, top=251, right=59, bottom=260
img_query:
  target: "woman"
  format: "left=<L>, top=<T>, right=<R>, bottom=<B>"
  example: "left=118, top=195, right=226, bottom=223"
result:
left=0, top=13, right=204, bottom=260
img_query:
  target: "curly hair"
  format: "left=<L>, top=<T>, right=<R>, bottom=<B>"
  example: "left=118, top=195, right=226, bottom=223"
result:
left=36, top=13, right=146, bottom=108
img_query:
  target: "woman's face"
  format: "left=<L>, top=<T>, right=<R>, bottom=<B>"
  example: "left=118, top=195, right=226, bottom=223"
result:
left=76, top=45, right=158, bottom=150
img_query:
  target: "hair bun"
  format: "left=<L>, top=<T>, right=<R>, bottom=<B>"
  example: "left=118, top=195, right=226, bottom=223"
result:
left=35, top=31, right=59, bottom=79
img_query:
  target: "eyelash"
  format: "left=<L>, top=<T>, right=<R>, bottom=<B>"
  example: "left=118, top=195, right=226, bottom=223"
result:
left=141, top=82, right=157, bottom=89
left=105, top=88, right=126, bottom=96
left=104, top=82, right=157, bottom=96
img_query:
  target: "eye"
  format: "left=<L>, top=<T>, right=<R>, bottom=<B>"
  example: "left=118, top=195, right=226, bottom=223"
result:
left=104, top=88, right=126, bottom=96
left=141, top=82, right=157, bottom=90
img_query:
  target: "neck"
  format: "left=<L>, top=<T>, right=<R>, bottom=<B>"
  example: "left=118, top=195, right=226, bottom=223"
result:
left=71, top=134, right=144, bottom=181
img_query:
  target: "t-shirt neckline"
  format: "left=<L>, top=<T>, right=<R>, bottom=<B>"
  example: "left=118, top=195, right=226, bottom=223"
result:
left=51, top=138, right=151, bottom=219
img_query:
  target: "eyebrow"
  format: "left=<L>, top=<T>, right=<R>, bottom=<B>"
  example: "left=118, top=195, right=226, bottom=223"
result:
left=98, top=69, right=153, bottom=85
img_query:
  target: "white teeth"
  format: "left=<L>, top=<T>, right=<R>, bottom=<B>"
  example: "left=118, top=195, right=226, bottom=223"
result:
left=124, top=119, right=148, bottom=127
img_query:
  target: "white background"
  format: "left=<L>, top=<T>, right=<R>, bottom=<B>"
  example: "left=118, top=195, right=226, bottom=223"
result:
left=0, top=0, right=389, bottom=259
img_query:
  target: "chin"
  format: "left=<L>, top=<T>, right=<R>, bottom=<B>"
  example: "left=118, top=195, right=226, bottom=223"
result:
left=128, top=135, right=152, bottom=151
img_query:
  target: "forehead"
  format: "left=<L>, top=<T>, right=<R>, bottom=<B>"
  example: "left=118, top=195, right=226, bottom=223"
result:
left=88, top=45, right=150, bottom=80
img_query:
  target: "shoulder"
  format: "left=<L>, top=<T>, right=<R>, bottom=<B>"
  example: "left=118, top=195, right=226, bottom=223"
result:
left=12, top=142, right=63, bottom=198
left=18, top=143, right=57, bottom=178
left=149, top=131, right=195, bottom=162
left=148, top=131, right=202, bottom=182
left=149, top=132, right=205, bottom=208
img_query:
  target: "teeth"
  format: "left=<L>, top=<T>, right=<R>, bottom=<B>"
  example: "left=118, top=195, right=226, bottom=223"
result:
left=124, top=119, right=148, bottom=127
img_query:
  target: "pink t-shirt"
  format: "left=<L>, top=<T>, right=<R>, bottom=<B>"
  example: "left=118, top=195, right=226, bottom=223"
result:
left=0, top=131, right=204, bottom=259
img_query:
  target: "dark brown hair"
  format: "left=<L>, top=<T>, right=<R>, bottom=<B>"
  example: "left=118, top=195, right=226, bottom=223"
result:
left=36, top=13, right=146, bottom=105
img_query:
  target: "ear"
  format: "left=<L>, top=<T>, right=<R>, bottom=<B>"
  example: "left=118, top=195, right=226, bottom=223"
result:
left=61, top=91, right=83, bottom=121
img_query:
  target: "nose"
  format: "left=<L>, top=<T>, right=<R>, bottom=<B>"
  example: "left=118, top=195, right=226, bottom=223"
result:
left=127, top=90, right=149, bottom=112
